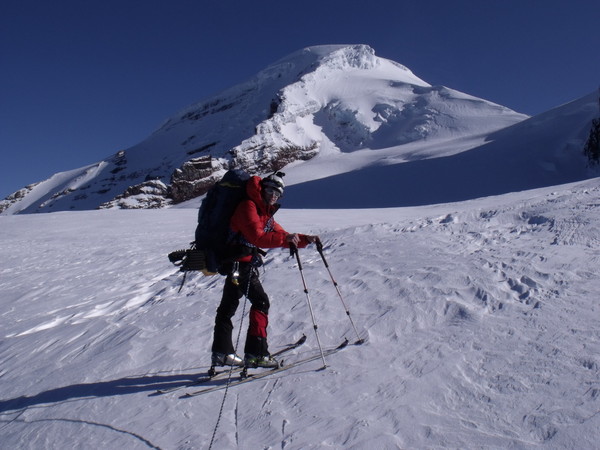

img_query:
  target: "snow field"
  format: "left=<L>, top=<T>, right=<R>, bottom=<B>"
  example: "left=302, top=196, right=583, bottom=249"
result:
left=1, top=179, right=600, bottom=448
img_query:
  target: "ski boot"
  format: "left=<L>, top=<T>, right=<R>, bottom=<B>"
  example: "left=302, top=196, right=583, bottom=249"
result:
left=241, top=354, right=280, bottom=378
left=208, top=352, right=244, bottom=377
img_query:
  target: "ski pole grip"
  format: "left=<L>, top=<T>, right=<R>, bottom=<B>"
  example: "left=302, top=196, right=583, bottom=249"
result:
left=290, top=243, right=304, bottom=270
left=316, top=239, right=323, bottom=253
left=315, top=238, right=329, bottom=267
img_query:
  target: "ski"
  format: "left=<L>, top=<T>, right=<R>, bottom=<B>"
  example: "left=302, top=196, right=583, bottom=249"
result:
left=151, top=373, right=220, bottom=396
left=151, top=334, right=307, bottom=395
left=180, top=339, right=350, bottom=398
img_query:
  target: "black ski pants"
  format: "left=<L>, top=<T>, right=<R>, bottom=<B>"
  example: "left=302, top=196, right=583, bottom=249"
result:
left=211, top=262, right=271, bottom=357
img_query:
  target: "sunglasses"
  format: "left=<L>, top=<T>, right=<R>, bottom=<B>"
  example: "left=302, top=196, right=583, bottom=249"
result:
left=264, top=187, right=282, bottom=198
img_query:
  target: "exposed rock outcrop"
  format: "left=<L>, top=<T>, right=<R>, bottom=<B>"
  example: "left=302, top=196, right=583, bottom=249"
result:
left=169, top=156, right=229, bottom=203
left=98, top=179, right=171, bottom=209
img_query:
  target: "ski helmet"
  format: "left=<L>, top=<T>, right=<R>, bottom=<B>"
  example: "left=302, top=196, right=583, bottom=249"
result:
left=262, top=172, right=285, bottom=195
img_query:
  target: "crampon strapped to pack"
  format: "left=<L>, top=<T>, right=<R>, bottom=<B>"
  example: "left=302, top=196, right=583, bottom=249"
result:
left=168, top=244, right=215, bottom=275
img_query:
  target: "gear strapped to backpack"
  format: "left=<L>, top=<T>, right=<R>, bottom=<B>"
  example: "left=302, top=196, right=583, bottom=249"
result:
left=168, top=244, right=210, bottom=273
left=168, top=169, right=257, bottom=284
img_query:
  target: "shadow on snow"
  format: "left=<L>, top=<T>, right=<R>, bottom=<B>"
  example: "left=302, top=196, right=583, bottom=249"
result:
left=0, top=371, right=220, bottom=412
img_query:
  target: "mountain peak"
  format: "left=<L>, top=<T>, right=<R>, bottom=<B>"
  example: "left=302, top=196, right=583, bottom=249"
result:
left=288, top=44, right=379, bottom=70
left=269, top=44, right=377, bottom=69
left=6, top=44, right=585, bottom=215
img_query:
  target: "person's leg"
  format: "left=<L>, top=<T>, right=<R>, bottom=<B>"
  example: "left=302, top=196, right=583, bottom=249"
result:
left=242, top=267, right=271, bottom=357
left=211, top=275, right=242, bottom=355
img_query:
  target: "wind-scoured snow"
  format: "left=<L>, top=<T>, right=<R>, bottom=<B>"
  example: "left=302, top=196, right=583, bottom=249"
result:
left=1, top=176, right=599, bottom=448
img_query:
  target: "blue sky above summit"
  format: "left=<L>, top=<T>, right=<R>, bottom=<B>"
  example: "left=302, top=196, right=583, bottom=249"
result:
left=1, top=0, right=599, bottom=198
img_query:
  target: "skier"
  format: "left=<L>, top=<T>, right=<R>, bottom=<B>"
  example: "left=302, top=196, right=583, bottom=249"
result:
left=210, top=172, right=319, bottom=369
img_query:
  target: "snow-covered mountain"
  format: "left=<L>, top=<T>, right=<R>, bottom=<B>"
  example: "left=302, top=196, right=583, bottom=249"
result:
left=1, top=44, right=536, bottom=215
left=284, top=91, right=600, bottom=209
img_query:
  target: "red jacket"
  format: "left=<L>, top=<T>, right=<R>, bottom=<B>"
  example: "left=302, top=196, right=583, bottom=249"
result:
left=230, top=176, right=309, bottom=262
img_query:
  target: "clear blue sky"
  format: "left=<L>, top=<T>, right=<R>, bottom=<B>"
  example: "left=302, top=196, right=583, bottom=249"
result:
left=1, top=0, right=599, bottom=199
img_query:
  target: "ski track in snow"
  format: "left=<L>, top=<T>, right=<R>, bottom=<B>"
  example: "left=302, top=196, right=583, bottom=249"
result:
left=1, top=181, right=600, bottom=449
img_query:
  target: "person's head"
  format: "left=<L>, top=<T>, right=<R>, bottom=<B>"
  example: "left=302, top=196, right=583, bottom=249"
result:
left=261, top=172, right=285, bottom=205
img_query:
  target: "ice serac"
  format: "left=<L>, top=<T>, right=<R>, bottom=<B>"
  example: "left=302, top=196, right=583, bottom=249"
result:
left=1, top=44, right=528, bottom=214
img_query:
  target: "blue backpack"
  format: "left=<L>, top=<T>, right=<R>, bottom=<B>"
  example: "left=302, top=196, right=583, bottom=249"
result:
left=194, top=169, right=251, bottom=274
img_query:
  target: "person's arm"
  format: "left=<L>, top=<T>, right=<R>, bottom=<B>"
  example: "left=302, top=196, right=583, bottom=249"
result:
left=232, top=201, right=318, bottom=249
left=232, top=201, right=288, bottom=248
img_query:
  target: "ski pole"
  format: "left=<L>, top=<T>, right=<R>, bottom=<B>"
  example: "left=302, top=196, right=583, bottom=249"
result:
left=316, top=239, right=364, bottom=345
left=208, top=265, right=252, bottom=450
left=290, top=244, right=327, bottom=369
